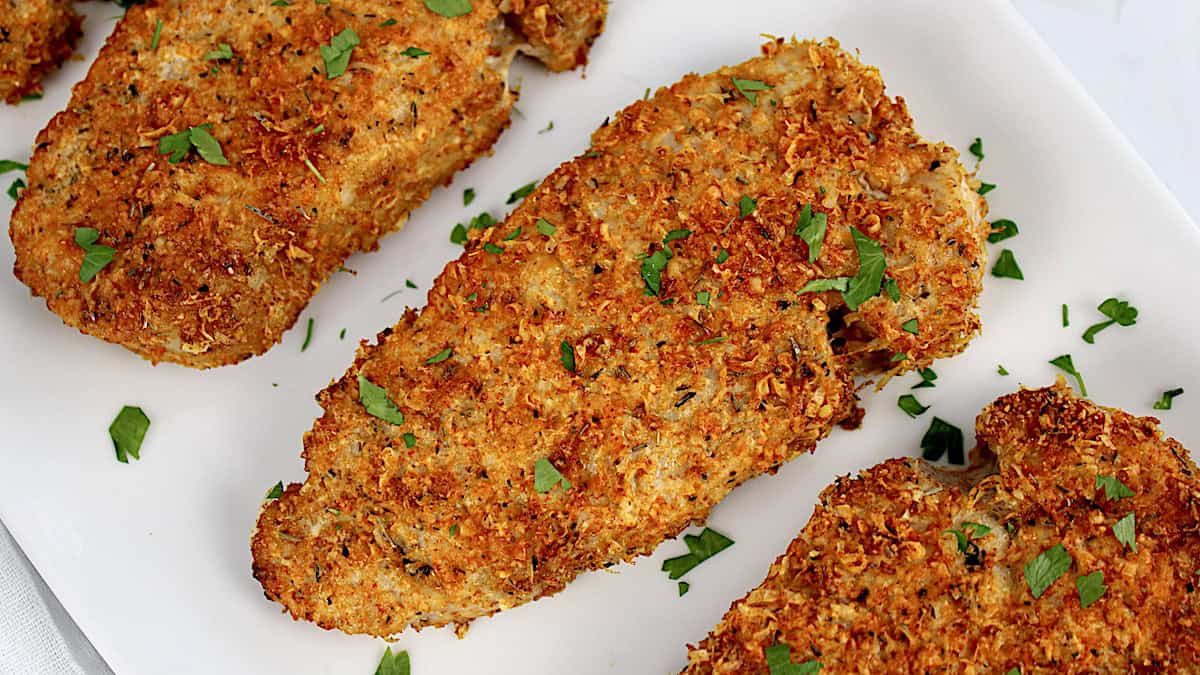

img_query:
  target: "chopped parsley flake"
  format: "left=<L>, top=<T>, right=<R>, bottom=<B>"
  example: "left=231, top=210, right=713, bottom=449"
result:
left=469, top=212, right=496, bottom=229
left=1049, top=354, right=1087, bottom=396
left=842, top=226, right=886, bottom=310
left=425, top=348, right=452, bottom=365
left=1096, top=475, right=1135, bottom=500
left=794, top=204, right=827, bottom=263
left=715, top=248, right=729, bottom=264
left=962, top=522, right=991, bottom=538
left=0, top=160, right=28, bottom=173
left=890, top=352, right=908, bottom=363
left=1024, top=543, right=1072, bottom=599
left=1113, top=512, right=1136, bottom=551
left=731, top=77, right=773, bottom=105
left=74, top=227, right=116, bottom=283
left=696, top=290, right=711, bottom=306
left=462, top=187, right=475, bottom=205
left=300, top=317, right=314, bottom=351
left=738, top=195, right=757, bottom=219
left=448, top=524, right=458, bottom=537
left=969, top=137, right=984, bottom=162
left=450, top=223, right=468, bottom=245
left=677, top=581, right=690, bottom=596
left=992, top=249, right=1024, bottom=279
left=765, top=643, right=822, bottom=675
left=1082, top=298, right=1138, bottom=344
left=483, top=242, right=504, bottom=254
left=151, top=18, right=163, bottom=50
left=319, top=28, right=360, bottom=79
left=339, top=328, right=346, bottom=340
left=661, top=527, right=734, bottom=580
left=403, top=432, right=416, bottom=448
left=539, top=120, right=554, bottom=134
left=1153, top=387, right=1184, bottom=410
left=423, top=0, right=471, bottom=17
left=921, top=417, right=964, bottom=464
left=373, top=646, right=410, bottom=675
left=158, top=125, right=229, bottom=165
left=641, top=249, right=670, bottom=296
left=977, top=182, right=996, bottom=195
left=797, top=277, right=850, bottom=295
left=912, top=367, right=937, bottom=389
left=204, top=43, right=232, bottom=61
left=506, top=181, right=536, bottom=204
left=109, top=406, right=150, bottom=463
left=7, top=177, right=25, bottom=201
left=663, top=228, right=692, bottom=244
left=405, top=279, right=417, bottom=289
left=265, top=482, right=283, bottom=499
left=535, top=217, right=556, bottom=236
left=533, top=458, right=571, bottom=493
left=402, top=46, right=430, bottom=57
left=560, top=340, right=576, bottom=373
left=901, top=318, right=919, bottom=335
left=897, top=394, right=928, bottom=418
left=987, top=218, right=1018, bottom=243
left=303, top=157, right=326, bottom=183
left=1076, top=571, right=1106, bottom=609
left=998, top=364, right=1009, bottom=376
left=379, top=18, right=397, bottom=26
left=1062, top=303, right=1069, bottom=327
left=692, top=336, right=727, bottom=346
left=357, top=374, right=404, bottom=425
left=883, top=277, right=900, bottom=302
left=503, top=227, right=521, bottom=241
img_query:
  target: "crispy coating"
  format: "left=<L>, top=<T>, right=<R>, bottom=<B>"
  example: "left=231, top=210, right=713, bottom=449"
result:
left=251, top=38, right=989, bottom=637
left=9, top=0, right=606, bottom=368
left=684, top=383, right=1200, bottom=674
left=0, top=0, right=81, bottom=104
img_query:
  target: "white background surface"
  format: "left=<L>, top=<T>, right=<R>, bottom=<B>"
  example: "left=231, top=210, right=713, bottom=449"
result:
left=1, top=1, right=1197, bottom=673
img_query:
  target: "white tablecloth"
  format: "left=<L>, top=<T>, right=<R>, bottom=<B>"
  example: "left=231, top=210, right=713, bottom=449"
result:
left=2, top=1, right=1197, bottom=673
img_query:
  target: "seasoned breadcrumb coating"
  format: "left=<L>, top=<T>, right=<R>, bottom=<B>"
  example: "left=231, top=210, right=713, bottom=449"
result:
left=684, top=383, right=1200, bottom=673
left=9, top=0, right=605, bottom=367
left=251, top=38, right=988, bottom=637
left=0, top=0, right=81, bottom=104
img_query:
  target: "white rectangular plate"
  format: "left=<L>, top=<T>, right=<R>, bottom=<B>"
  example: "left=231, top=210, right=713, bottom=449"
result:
left=1, top=1, right=1196, bottom=673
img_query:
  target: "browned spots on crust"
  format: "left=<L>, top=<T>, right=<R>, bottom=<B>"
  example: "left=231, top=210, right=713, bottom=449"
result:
left=0, top=0, right=81, bottom=104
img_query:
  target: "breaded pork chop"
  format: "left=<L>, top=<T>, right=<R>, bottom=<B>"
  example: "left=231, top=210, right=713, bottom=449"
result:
left=684, top=383, right=1200, bottom=674
left=9, top=0, right=606, bottom=368
left=251, top=38, right=989, bottom=637
left=0, top=0, right=81, bottom=103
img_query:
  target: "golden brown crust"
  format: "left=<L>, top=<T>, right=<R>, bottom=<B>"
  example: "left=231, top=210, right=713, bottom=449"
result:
left=0, top=0, right=81, bottom=104
left=250, top=38, right=988, bottom=638
left=684, top=383, right=1200, bottom=673
left=9, top=0, right=606, bottom=367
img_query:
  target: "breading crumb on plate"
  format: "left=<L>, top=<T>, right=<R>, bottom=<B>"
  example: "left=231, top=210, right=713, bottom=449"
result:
left=8, top=0, right=606, bottom=367
left=0, top=0, right=82, bottom=104
left=251, top=38, right=989, bottom=637
left=683, top=382, right=1200, bottom=673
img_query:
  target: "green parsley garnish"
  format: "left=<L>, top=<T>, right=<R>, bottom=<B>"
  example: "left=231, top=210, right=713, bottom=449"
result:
left=560, top=340, right=576, bottom=373
left=109, top=406, right=150, bottom=463
left=158, top=125, right=229, bottom=165
left=379, top=17, right=397, bottom=26
left=677, top=581, right=689, bottom=596
left=912, top=367, right=937, bottom=389
left=303, top=157, right=326, bottom=183
left=696, top=290, right=711, bottom=306
left=921, top=417, right=964, bottom=464
left=506, top=181, right=536, bottom=204
left=539, top=120, right=554, bottom=134
left=663, top=228, right=692, bottom=245
left=0, top=160, right=28, bottom=173
left=715, top=248, right=729, bottom=264
left=405, top=279, right=417, bottom=289
left=794, top=204, right=827, bottom=263
left=731, top=77, right=773, bottom=105
left=992, top=249, right=1023, bottom=279
left=271, top=1, right=290, bottom=6
left=74, top=227, right=116, bottom=283
left=842, top=227, right=886, bottom=310
left=373, top=646, right=410, bottom=675
left=968, top=137, right=984, bottom=162
left=151, top=18, right=163, bottom=50
left=533, top=458, right=570, bottom=493
left=535, top=217, right=556, bottom=236
left=425, top=348, right=452, bottom=365
left=883, top=277, right=900, bottom=302
left=204, top=43, right=232, bottom=61
left=1024, top=543, right=1072, bottom=598
left=890, top=352, right=908, bottom=363
left=402, top=47, right=430, bottom=57
left=641, top=249, right=670, bottom=296
left=1049, top=354, right=1087, bottom=396
left=1113, top=512, right=1136, bottom=551
left=1153, top=387, right=1183, bottom=410
left=1076, top=571, right=1106, bottom=609
left=300, top=317, right=314, bottom=351
left=692, top=336, right=727, bottom=346
left=403, top=432, right=416, bottom=448
left=8, top=177, right=25, bottom=200
left=796, top=277, right=849, bottom=294
left=1096, top=475, right=1135, bottom=500
left=1081, top=297, right=1137, bottom=344
left=450, top=223, right=468, bottom=245
left=987, top=218, right=1018, bottom=243
left=738, top=195, right=756, bottom=219
left=1062, top=303, right=1069, bottom=327
left=468, top=212, right=496, bottom=229
left=483, top=242, right=504, bottom=254
left=462, top=187, right=475, bottom=205
left=943, top=527, right=985, bottom=553
left=897, top=394, right=928, bottom=418
left=977, top=182, right=996, bottom=195
left=963, top=522, right=991, bottom=537
left=503, top=227, right=521, bottom=241
left=998, top=364, right=1009, bottom=376
left=448, top=524, right=458, bottom=537
left=661, top=527, right=734, bottom=580
left=265, top=482, right=283, bottom=499
left=319, top=28, right=360, bottom=79
left=339, top=328, right=346, bottom=340
left=357, top=374, right=404, bottom=425
left=901, top=318, right=919, bottom=334
left=423, top=0, right=471, bottom=17
left=765, top=643, right=822, bottom=675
